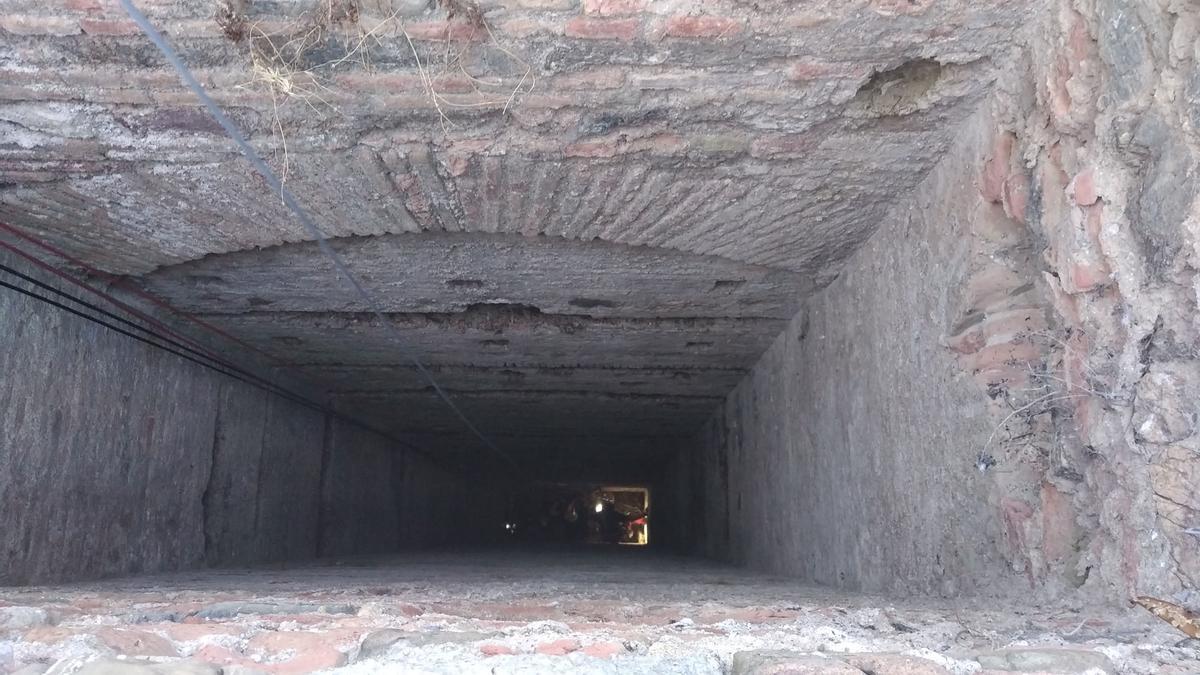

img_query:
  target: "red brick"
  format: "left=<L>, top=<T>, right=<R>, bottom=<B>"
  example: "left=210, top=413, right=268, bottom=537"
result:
left=583, top=0, right=646, bottom=16
left=958, top=341, right=1042, bottom=377
left=536, top=638, right=580, bottom=655
left=153, top=622, right=242, bottom=643
left=664, top=15, right=743, bottom=38
left=192, top=644, right=262, bottom=670
left=21, top=627, right=75, bottom=644
left=1001, top=497, right=1035, bottom=563
left=404, top=20, right=485, bottom=41
left=513, top=0, right=576, bottom=7
left=788, top=60, right=862, bottom=81
left=549, top=68, right=626, bottom=89
left=336, top=72, right=426, bottom=93
left=480, top=643, right=517, bottom=656
left=80, top=19, right=140, bottom=35
left=1002, top=172, right=1030, bottom=224
left=246, top=631, right=353, bottom=674
left=582, top=641, right=624, bottom=657
left=1068, top=168, right=1098, bottom=206
left=0, top=16, right=81, bottom=36
left=565, top=17, right=639, bottom=40
left=948, top=309, right=1045, bottom=356
left=564, top=132, right=686, bottom=157
left=445, top=153, right=473, bottom=177
left=1067, top=257, right=1110, bottom=293
left=496, top=16, right=565, bottom=37
left=1040, top=482, right=1078, bottom=565
left=565, top=140, right=618, bottom=158
left=980, top=132, right=1014, bottom=203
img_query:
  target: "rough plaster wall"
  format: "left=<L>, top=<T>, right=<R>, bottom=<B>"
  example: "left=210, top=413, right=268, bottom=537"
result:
left=0, top=250, right=482, bottom=584
left=0, top=252, right=218, bottom=584
left=252, top=396, right=327, bottom=563
left=319, top=419, right=402, bottom=558
left=675, top=113, right=1018, bottom=595
left=203, top=380, right=271, bottom=567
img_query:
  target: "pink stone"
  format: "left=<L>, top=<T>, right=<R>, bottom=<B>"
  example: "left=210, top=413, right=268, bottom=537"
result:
left=980, top=133, right=1014, bottom=204
left=583, top=0, right=647, bottom=16
left=94, top=627, right=179, bottom=657
left=1068, top=169, right=1098, bottom=206
left=582, top=641, right=624, bottom=658
left=480, top=643, right=517, bottom=656
left=1002, top=173, right=1031, bottom=224
left=535, top=638, right=581, bottom=655
left=663, top=15, right=743, bottom=38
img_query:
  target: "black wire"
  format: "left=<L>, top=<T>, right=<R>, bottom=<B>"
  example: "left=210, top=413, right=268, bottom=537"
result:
left=0, top=273, right=455, bottom=469
left=1, top=278, right=265, bottom=386
left=0, top=261, right=233, bottom=369
left=0, top=261, right=339, bottom=415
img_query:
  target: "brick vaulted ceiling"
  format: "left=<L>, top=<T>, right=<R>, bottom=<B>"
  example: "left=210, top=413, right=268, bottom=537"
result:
left=0, top=0, right=1030, bottom=471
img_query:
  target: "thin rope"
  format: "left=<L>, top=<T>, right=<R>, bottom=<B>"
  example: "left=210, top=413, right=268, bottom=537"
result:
left=117, top=0, right=516, bottom=470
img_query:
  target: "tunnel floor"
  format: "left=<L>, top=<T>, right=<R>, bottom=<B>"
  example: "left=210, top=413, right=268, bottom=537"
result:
left=1, top=550, right=1192, bottom=674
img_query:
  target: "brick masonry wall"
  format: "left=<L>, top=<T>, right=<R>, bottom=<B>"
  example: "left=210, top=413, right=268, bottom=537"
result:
left=670, top=0, right=1200, bottom=602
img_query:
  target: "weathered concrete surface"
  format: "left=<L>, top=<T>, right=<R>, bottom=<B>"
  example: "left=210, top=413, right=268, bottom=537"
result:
left=252, top=395, right=328, bottom=563
left=664, top=111, right=1014, bottom=596
left=0, top=250, right=218, bottom=584
left=138, top=233, right=810, bottom=319
left=202, top=380, right=272, bottom=568
left=0, top=249, right=488, bottom=584
left=319, top=418, right=401, bottom=558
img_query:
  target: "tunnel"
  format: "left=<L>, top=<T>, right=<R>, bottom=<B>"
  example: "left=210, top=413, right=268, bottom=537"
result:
left=2, top=0, right=1200, bottom=673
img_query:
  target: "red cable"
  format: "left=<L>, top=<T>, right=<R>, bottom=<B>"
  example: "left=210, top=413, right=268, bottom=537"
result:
left=0, top=221, right=282, bottom=366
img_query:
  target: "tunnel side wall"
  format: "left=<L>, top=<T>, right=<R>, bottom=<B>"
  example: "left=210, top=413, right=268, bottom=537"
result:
left=672, top=0, right=1200, bottom=601
left=0, top=250, right=481, bottom=585
left=666, top=112, right=1015, bottom=595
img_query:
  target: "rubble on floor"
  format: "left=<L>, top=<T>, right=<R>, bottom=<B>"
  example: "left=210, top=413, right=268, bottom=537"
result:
left=1, top=552, right=1196, bottom=674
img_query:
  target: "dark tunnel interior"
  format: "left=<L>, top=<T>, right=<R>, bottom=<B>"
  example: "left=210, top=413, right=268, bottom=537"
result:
left=3, top=0, right=1200, bottom=672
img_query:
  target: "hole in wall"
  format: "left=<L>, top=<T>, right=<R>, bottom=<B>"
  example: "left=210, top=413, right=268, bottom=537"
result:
left=568, top=297, right=619, bottom=309
left=853, top=58, right=944, bottom=115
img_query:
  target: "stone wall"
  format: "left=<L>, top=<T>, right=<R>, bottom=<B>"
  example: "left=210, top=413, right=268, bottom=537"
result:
left=670, top=0, right=1200, bottom=603
left=0, top=248, right=479, bottom=585
left=1003, top=0, right=1200, bottom=601
left=665, top=108, right=1022, bottom=596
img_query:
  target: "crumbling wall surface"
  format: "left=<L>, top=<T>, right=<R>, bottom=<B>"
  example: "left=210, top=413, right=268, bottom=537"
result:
left=0, top=249, right=478, bottom=584
left=674, top=112, right=1019, bottom=595
left=0, top=249, right=220, bottom=584
left=675, top=0, right=1200, bottom=602
left=990, top=0, right=1200, bottom=601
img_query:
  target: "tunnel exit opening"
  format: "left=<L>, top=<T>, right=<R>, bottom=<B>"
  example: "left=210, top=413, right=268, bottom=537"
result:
left=503, top=482, right=650, bottom=546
